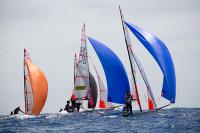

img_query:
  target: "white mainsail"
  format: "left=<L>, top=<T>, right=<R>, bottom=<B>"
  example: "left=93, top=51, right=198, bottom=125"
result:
left=74, top=24, right=91, bottom=99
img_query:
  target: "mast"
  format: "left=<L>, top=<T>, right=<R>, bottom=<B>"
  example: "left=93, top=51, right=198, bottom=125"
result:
left=81, top=24, right=94, bottom=108
left=74, top=54, right=77, bottom=87
left=24, top=49, right=27, bottom=114
left=120, top=11, right=176, bottom=109
left=74, top=23, right=91, bottom=104
left=72, top=53, right=77, bottom=96
left=119, top=6, right=142, bottom=112
left=83, top=23, right=92, bottom=100
left=78, top=23, right=92, bottom=104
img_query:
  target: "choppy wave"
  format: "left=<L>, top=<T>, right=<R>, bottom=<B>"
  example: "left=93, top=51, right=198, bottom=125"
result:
left=0, top=108, right=200, bottom=133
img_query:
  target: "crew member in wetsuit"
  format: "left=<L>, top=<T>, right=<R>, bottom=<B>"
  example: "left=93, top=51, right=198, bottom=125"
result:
left=124, top=91, right=133, bottom=114
left=64, top=101, right=72, bottom=112
left=10, top=111, right=13, bottom=115
left=12, top=107, right=24, bottom=115
left=76, top=102, right=81, bottom=112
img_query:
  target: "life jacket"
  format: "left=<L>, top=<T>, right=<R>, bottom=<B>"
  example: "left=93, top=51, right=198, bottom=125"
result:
left=71, top=94, right=76, bottom=100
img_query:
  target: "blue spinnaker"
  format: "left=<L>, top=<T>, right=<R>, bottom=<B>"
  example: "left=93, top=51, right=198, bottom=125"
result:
left=88, top=37, right=130, bottom=104
left=125, top=22, right=176, bottom=103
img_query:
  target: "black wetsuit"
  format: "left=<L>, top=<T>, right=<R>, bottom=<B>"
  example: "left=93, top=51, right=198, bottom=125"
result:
left=64, top=104, right=72, bottom=112
left=71, top=99, right=76, bottom=108
left=10, top=111, right=13, bottom=115
left=76, top=103, right=81, bottom=112
left=125, top=94, right=133, bottom=114
left=14, top=108, right=22, bottom=115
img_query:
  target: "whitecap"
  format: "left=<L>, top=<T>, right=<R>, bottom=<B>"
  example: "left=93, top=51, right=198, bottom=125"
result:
left=55, top=111, right=72, bottom=117
left=10, top=114, right=36, bottom=119
left=103, top=115, right=117, bottom=118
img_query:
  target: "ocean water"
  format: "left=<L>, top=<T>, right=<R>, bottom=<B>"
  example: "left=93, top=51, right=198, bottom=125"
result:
left=0, top=108, right=200, bottom=133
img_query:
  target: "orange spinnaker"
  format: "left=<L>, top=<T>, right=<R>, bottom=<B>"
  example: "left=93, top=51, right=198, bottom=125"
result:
left=25, top=60, right=48, bottom=115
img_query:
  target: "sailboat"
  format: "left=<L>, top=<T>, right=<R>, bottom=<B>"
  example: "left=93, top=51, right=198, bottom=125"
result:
left=119, top=6, right=176, bottom=113
left=24, top=49, right=48, bottom=115
left=72, top=24, right=98, bottom=111
left=87, top=7, right=176, bottom=116
left=71, top=23, right=113, bottom=112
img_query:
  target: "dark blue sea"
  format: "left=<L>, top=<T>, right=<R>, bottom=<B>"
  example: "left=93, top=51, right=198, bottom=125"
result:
left=0, top=108, right=200, bottom=133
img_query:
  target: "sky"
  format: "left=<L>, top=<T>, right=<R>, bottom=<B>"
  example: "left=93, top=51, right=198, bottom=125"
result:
left=0, top=0, right=200, bottom=115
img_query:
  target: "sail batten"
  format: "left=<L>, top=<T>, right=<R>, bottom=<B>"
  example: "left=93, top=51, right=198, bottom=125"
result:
left=125, top=22, right=176, bottom=103
left=88, top=37, right=130, bottom=104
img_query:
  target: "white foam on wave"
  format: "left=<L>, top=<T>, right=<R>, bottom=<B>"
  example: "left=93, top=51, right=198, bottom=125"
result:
left=103, top=115, right=118, bottom=118
left=79, top=108, right=94, bottom=112
left=59, top=110, right=70, bottom=115
left=46, top=114, right=58, bottom=119
left=98, top=111, right=105, bottom=114
left=0, top=115, right=11, bottom=120
left=46, top=111, right=74, bottom=119
left=55, top=111, right=72, bottom=116
left=10, top=114, right=36, bottom=119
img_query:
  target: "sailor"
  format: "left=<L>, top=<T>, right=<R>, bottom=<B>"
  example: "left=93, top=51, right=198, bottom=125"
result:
left=13, top=107, right=24, bottom=115
left=10, top=111, right=14, bottom=115
left=76, top=102, right=81, bottom=112
left=71, top=94, right=76, bottom=110
left=124, top=91, right=133, bottom=114
left=64, top=101, right=72, bottom=112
